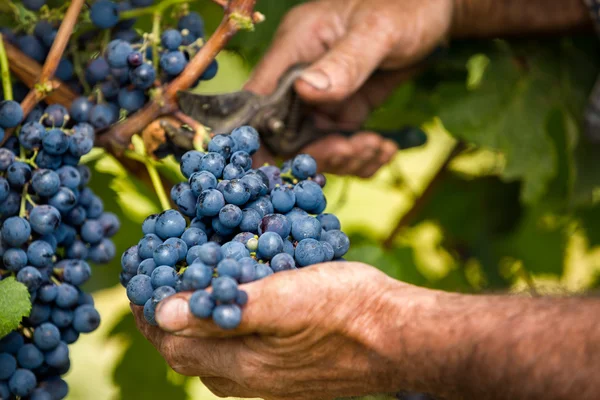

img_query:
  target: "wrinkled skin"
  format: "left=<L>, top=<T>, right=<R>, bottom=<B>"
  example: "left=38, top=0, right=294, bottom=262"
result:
left=249, top=0, right=454, bottom=177
left=132, top=262, right=420, bottom=400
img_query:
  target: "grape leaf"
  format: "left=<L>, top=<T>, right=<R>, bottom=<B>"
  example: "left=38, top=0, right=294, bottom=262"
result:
left=0, top=277, right=31, bottom=338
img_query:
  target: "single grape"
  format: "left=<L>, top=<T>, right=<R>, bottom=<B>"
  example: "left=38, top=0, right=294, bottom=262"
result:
left=231, top=126, right=260, bottom=154
left=175, top=189, right=197, bottom=217
left=207, top=135, right=235, bottom=160
left=33, top=322, right=61, bottom=351
left=19, top=121, right=45, bottom=150
left=0, top=352, right=17, bottom=380
left=271, top=185, right=296, bottom=213
left=321, top=230, right=351, bottom=258
left=196, top=189, right=225, bottom=217
left=17, top=35, right=47, bottom=63
left=295, top=238, right=326, bottom=267
left=143, top=298, right=157, bottom=325
left=160, top=51, right=187, bottom=75
left=178, top=12, right=205, bottom=37
left=189, top=242, right=222, bottom=266
left=130, top=63, right=156, bottom=90
left=212, top=304, right=242, bottom=330
left=188, top=289, right=215, bottom=319
left=181, top=262, right=213, bottom=290
left=221, top=241, right=250, bottom=260
left=142, top=214, right=159, bottom=235
left=155, top=210, right=186, bottom=239
left=258, top=214, right=292, bottom=239
left=44, top=341, right=69, bottom=368
left=200, top=152, right=225, bottom=178
left=216, top=258, right=242, bottom=280
left=81, top=219, right=104, bottom=244
left=137, top=258, right=157, bottom=276
left=180, top=151, right=204, bottom=178
left=118, top=87, right=146, bottom=112
left=30, top=205, right=61, bottom=235
left=55, top=283, right=79, bottom=308
left=223, top=179, right=251, bottom=206
left=63, top=260, right=92, bottom=286
left=6, top=161, right=32, bottom=188
left=180, top=227, right=207, bottom=248
left=73, top=305, right=101, bottom=333
left=257, top=232, right=284, bottom=260
left=42, top=104, right=69, bottom=128
left=70, top=97, right=93, bottom=123
left=9, top=369, right=37, bottom=397
left=153, top=244, right=179, bottom=267
left=292, top=154, right=318, bottom=179
left=106, top=39, right=133, bottom=68
left=90, top=0, right=120, bottom=29
left=291, top=215, right=322, bottom=241
left=161, top=29, right=183, bottom=50
left=219, top=204, right=243, bottom=228
left=270, top=252, right=296, bottom=272
left=211, top=276, right=238, bottom=302
left=2, top=217, right=31, bottom=247
left=189, top=171, right=218, bottom=196
left=164, top=237, right=188, bottom=262
left=201, top=59, right=219, bottom=80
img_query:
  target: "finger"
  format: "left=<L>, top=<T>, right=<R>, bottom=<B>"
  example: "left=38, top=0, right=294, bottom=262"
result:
left=244, top=3, right=333, bottom=95
left=201, top=377, right=260, bottom=399
left=294, top=22, right=396, bottom=104
left=300, top=134, right=355, bottom=173
left=341, top=132, right=385, bottom=176
left=155, top=265, right=338, bottom=338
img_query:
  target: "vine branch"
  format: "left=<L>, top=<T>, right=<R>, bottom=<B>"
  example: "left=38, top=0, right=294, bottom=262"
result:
left=99, top=0, right=259, bottom=150
left=0, top=35, right=12, bottom=101
left=19, top=0, right=85, bottom=119
left=383, top=142, right=465, bottom=249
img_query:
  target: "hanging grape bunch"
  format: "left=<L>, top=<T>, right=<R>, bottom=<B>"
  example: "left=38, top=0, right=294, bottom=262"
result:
left=0, top=97, right=120, bottom=399
left=121, top=127, right=351, bottom=330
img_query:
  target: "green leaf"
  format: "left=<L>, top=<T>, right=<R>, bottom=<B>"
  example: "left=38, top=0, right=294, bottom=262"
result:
left=0, top=277, right=31, bottom=338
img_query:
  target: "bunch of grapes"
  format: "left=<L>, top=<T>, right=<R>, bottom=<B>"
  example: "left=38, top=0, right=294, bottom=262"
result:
left=0, top=100, right=120, bottom=400
left=121, top=127, right=350, bottom=330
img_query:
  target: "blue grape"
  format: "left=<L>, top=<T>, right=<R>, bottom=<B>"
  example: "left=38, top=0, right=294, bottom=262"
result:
left=80, top=219, right=104, bottom=244
left=143, top=298, right=157, bottom=325
left=127, top=51, right=143, bottom=67
left=90, top=104, right=117, bottom=129
left=2, top=217, right=31, bottom=247
left=258, top=214, right=291, bottom=239
left=6, top=161, right=32, bottom=188
left=181, top=262, right=213, bottom=290
left=90, top=0, right=120, bottom=29
left=142, top=214, right=158, bottom=234
left=189, top=171, right=217, bottom=196
left=106, top=39, right=133, bottom=68
left=26, top=302, right=51, bottom=326
left=0, top=331, right=24, bottom=354
left=19, top=121, right=45, bottom=150
left=86, top=195, right=105, bottom=219
left=42, top=105, right=69, bottom=128
left=270, top=253, right=296, bottom=272
left=293, top=180, right=326, bottom=213
left=212, top=304, right=242, bottom=330
left=196, top=189, right=225, bottom=217
left=35, top=151, right=62, bottom=170
left=223, top=179, right=251, bottom=206
left=207, top=135, right=235, bottom=159
left=239, top=257, right=257, bottom=283
left=180, top=151, right=204, bottom=178
left=240, top=175, right=267, bottom=200
left=321, top=241, right=335, bottom=261
left=235, top=290, right=248, bottom=306
left=291, top=215, right=321, bottom=241
left=178, top=12, right=205, bottom=37
left=100, top=79, right=120, bottom=99
left=231, top=126, right=260, bottom=155
left=295, top=238, right=326, bottom=267
left=130, top=63, right=156, bottom=89
left=44, top=341, right=69, bottom=368
left=56, top=58, right=74, bottom=81
left=3, top=248, right=27, bottom=272
left=66, top=240, right=88, bottom=260
left=73, top=305, right=101, bottom=333
left=38, top=284, right=58, bottom=303
left=171, top=182, right=190, bottom=203
left=30, top=388, right=53, bottom=400
left=30, top=205, right=61, bottom=235
left=118, top=87, right=146, bottom=112
left=317, top=213, right=341, bottom=231
left=63, top=260, right=91, bottom=286
left=211, top=218, right=234, bottom=236
left=70, top=97, right=93, bottom=123
left=42, top=128, right=70, bottom=155
left=8, top=368, right=37, bottom=397
left=200, top=152, right=225, bottom=178
left=247, top=196, right=274, bottom=218
left=258, top=165, right=283, bottom=190
left=55, top=284, right=78, bottom=308
left=0, top=177, right=7, bottom=202
left=153, top=244, right=179, bottom=267
left=161, top=29, right=183, bottom=50
left=151, top=286, right=176, bottom=307
left=221, top=241, right=250, bottom=260
left=230, top=151, right=252, bottom=171
left=164, top=237, right=188, bottom=262
left=23, top=0, right=46, bottom=10
left=33, top=322, right=60, bottom=351
left=180, top=227, right=207, bottom=248
left=138, top=233, right=163, bottom=260
left=219, top=204, right=243, bottom=228
left=257, top=232, right=284, bottom=260
left=189, top=290, right=215, bottom=319
left=271, top=185, right=296, bottom=213
left=160, top=51, right=187, bottom=75
left=16, top=344, right=44, bottom=369
left=321, top=230, right=350, bottom=258
left=239, top=208, right=261, bottom=233
left=176, top=189, right=198, bottom=217
left=223, top=164, right=244, bottom=180
left=98, top=212, right=120, bottom=237
left=190, top=242, right=222, bottom=265
left=0, top=148, right=15, bottom=171
left=69, top=126, right=94, bottom=157
left=201, top=59, right=219, bottom=80
left=17, top=35, right=47, bottom=63
left=137, top=258, right=157, bottom=276
left=216, top=258, right=241, bottom=280
left=0, top=352, right=16, bottom=380
left=211, top=276, right=238, bottom=302
left=0, top=191, right=20, bottom=218
left=155, top=210, right=186, bottom=239
left=292, top=154, right=317, bottom=179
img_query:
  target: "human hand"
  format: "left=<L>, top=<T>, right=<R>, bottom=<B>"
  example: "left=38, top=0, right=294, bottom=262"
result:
left=130, top=262, right=431, bottom=400
left=246, top=0, right=454, bottom=177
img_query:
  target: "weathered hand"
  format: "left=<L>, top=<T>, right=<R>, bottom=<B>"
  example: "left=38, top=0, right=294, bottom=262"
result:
left=131, top=262, right=424, bottom=400
left=246, top=0, right=454, bottom=177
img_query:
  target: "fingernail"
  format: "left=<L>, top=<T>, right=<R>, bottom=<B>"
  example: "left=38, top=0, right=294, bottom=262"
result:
left=300, top=70, right=331, bottom=91
left=155, top=298, right=190, bottom=332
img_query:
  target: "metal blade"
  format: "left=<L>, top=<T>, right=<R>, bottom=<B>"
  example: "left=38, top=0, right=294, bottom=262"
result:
left=176, top=90, right=261, bottom=135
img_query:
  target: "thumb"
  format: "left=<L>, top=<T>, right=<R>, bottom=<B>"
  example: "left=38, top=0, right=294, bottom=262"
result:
left=154, top=270, right=307, bottom=338
left=294, top=24, right=394, bottom=104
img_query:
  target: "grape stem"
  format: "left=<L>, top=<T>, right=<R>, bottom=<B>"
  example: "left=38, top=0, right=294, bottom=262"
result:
left=8, top=0, right=85, bottom=144
left=383, top=142, right=466, bottom=249
left=146, top=159, right=172, bottom=212
left=119, top=0, right=198, bottom=20
left=152, top=12, right=161, bottom=72
left=0, top=34, right=13, bottom=101
left=99, top=0, right=259, bottom=150
left=19, top=184, right=29, bottom=218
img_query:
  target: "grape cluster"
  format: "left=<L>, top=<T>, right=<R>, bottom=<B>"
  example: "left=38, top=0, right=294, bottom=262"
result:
left=121, top=127, right=350, bottom=330
left=72, top=4, right=216, bottom=130
left=0, top=101, right=120, bottom=399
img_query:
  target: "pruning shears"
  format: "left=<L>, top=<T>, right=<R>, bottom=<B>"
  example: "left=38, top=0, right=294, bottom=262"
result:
left=168, top=64, right=428, bottom=158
